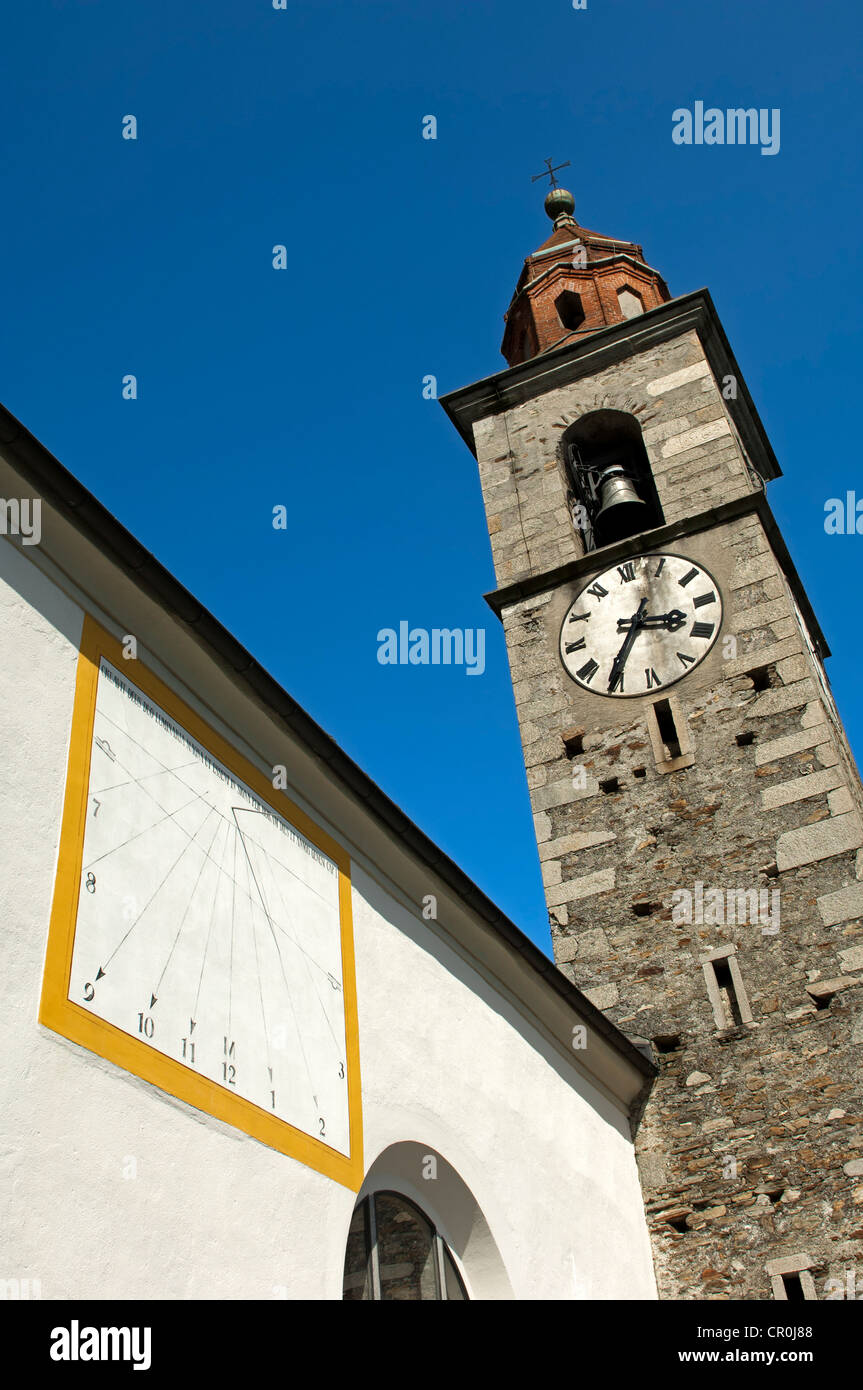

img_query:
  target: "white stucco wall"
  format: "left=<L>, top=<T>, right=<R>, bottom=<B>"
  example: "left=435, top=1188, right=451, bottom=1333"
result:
left=0, top=527, right=656, bottom=1301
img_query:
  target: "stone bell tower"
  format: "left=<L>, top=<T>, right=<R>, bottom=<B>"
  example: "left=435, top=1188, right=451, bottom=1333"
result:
left=441, top=182, right=863, bottom=1300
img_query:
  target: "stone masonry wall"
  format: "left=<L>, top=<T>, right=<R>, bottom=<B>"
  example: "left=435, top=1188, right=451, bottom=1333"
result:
left=501, top=509, right=863, bottom=1299
left=473, top=328, right=757, bottom=588
left=473, top=325, right=863, bottom=1299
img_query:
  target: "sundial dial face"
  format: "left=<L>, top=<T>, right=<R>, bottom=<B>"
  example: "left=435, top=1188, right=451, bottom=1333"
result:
left=41, top=618, right=363, bottom=1189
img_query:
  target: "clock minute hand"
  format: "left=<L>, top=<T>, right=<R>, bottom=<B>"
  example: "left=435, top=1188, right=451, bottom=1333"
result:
left=608, top=598, right=648, bottom=692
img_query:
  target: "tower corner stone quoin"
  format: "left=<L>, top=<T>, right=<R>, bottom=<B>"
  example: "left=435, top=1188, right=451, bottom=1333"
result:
left=441, top=183, right=863, bottom=1301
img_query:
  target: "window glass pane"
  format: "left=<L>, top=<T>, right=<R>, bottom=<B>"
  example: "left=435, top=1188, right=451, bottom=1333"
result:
left=443, top=1245, right=467, bottom=1300
left=375, top=1193, right=439, bottom=1301
left=342, top=1199, right=373, bottom=1300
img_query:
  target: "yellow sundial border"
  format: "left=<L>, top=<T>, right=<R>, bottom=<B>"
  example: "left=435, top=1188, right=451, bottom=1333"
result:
left=40, top=614, right=364, bottom=1190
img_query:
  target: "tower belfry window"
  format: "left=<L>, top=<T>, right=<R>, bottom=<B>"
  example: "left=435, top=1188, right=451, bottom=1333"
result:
left=555, top=289, right=586, bottom=332
left=564, top=409, right=663, bottom=550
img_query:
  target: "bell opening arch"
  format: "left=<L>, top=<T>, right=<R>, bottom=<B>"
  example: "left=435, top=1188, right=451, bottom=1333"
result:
left=562, top=408, right=664, bottom=552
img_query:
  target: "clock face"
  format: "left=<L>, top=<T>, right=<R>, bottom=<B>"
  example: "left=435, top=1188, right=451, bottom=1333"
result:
left=41, top=619, right=363, bottom=1187
left=559, top=552, right=722, bottom=697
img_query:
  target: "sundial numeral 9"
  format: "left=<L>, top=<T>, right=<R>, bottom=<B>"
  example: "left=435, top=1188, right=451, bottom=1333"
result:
left=83, top=982, right=95, bottom=1002
left=85, top=872, right=96, bottom=894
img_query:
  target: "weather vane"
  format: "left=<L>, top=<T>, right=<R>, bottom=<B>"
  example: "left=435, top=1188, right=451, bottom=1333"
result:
left=531, top=157, right=571, bottom=190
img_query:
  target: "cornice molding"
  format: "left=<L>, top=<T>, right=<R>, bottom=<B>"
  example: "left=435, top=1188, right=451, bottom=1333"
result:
left=440, top=289, right=781, bottom=490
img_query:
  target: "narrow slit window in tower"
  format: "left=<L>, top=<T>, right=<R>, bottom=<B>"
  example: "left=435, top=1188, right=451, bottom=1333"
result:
left=653, top=699, right=681, bottom=760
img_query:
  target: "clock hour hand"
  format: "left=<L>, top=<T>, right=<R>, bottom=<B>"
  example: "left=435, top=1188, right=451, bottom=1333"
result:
left=616, top=608, right=686, bottom=633
left=608, top=598, right=648, bottom=692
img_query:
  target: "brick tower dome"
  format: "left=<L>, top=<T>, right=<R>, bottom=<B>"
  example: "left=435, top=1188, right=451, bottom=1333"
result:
left=501, top=187, right=671, bottom=367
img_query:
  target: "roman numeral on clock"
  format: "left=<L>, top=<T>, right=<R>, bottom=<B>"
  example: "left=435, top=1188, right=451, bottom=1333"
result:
left=677, top=651, right=696, bottom=668
left=617, top=562, right=636, bottom=583
left=654, top=557, right=666, bottom=578
left=678, top=567, right=699, bottom=587
left=693, top=590, right=716, bottom=608
left=567, top=611, right=590, bottom=623
left=645, top=668, right=662, bottom=689
left=691, top=621, right=715, bottom=639
left=586, top=582, right=608, bottom=600
left=565, top=637, right=587, bottom=654
left=576, top=658, right=599, bottom=684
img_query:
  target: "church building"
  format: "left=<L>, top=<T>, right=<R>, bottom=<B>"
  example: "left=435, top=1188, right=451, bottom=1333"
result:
left=0, top=324, right=655, bottom=1299
left=1, top=181, right=860, bottom=1302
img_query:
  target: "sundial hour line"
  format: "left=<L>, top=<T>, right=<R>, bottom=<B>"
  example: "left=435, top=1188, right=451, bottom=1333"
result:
left=93, top=706, right=338, bottom=934
left=191, top=818, right=236, bottom=1028
left=231, top=807, right=341, bottom=983
left=232, top=810, right=343, bottom=983
left=233, top=808, right=318, bottom=1113
left=230, top=805, right=337, bottom=911
left=150, top=813, right=224, bottom=1007
left=97, top=705, right=333, bottom=909
left=91, top=759, right=204, bottom=799
left=256, top=840, right=345, bottom=1061
left=97, top=804, right=218, bottom=974
left=235, top=816, right=273, bottom=1077
left=84, top=788, right=209, bottom=870
left=227, top=822, right=238, bottom=1042
left=90, top=716, right=334, bottom=944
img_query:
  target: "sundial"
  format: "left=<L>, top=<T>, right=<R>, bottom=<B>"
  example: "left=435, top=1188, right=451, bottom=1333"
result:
left=41, top=617, right=363, bottom=1188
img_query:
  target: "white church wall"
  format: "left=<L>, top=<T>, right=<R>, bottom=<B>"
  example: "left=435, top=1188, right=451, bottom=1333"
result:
left=0, top=492, right=657, bottom=1300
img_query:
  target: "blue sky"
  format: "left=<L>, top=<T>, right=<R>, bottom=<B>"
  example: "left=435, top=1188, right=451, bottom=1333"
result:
left=2, top=0, right=861, bottom=949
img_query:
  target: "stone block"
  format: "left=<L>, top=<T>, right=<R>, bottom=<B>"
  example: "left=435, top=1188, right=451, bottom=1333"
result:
left=818, top=885, right=863, bottom=927
left=829, top=787, right=854, bottom=816
left=761, top=767, right=843, bottom=811
left=805, top=976, right=861, bottom=1001
left=583, top=982, right=619, bottom=1010
left=646, top=360, right=711, bottom=395
left=533, top=811, right=552, bottom=844
left=755, top=723, right=829, bottom=766
left=748, top=681, right=816, bottom=719
left=537, top=828, right=616, bottom=861
left=777, top=812, right=863, bottom=871
left=642, top=416, right=691, bottom=445
left=545, top=867, right=616, bottom=907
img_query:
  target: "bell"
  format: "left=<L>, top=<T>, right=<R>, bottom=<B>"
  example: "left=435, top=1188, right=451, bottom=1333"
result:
left=592, top=465, right=650, bottom=546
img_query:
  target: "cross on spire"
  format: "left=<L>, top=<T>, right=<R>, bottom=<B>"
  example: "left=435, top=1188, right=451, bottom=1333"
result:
left=531, top=157, right=571, bottom=190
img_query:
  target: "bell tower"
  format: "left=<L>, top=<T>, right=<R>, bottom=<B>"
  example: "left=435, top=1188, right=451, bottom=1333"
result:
left=442, top=183, right=863, bottom=1300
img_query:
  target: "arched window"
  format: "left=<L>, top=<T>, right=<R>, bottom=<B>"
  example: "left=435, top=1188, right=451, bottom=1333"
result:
left=342, top=1191, right=468, bottom=1300
left=564, top=408, right=664, bottom=550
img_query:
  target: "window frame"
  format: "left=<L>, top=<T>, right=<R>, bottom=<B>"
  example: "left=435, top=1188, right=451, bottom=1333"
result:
left=766, top=1254, right=818, bottom=1301
left=343, top=1189, right=468, bottom=1301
